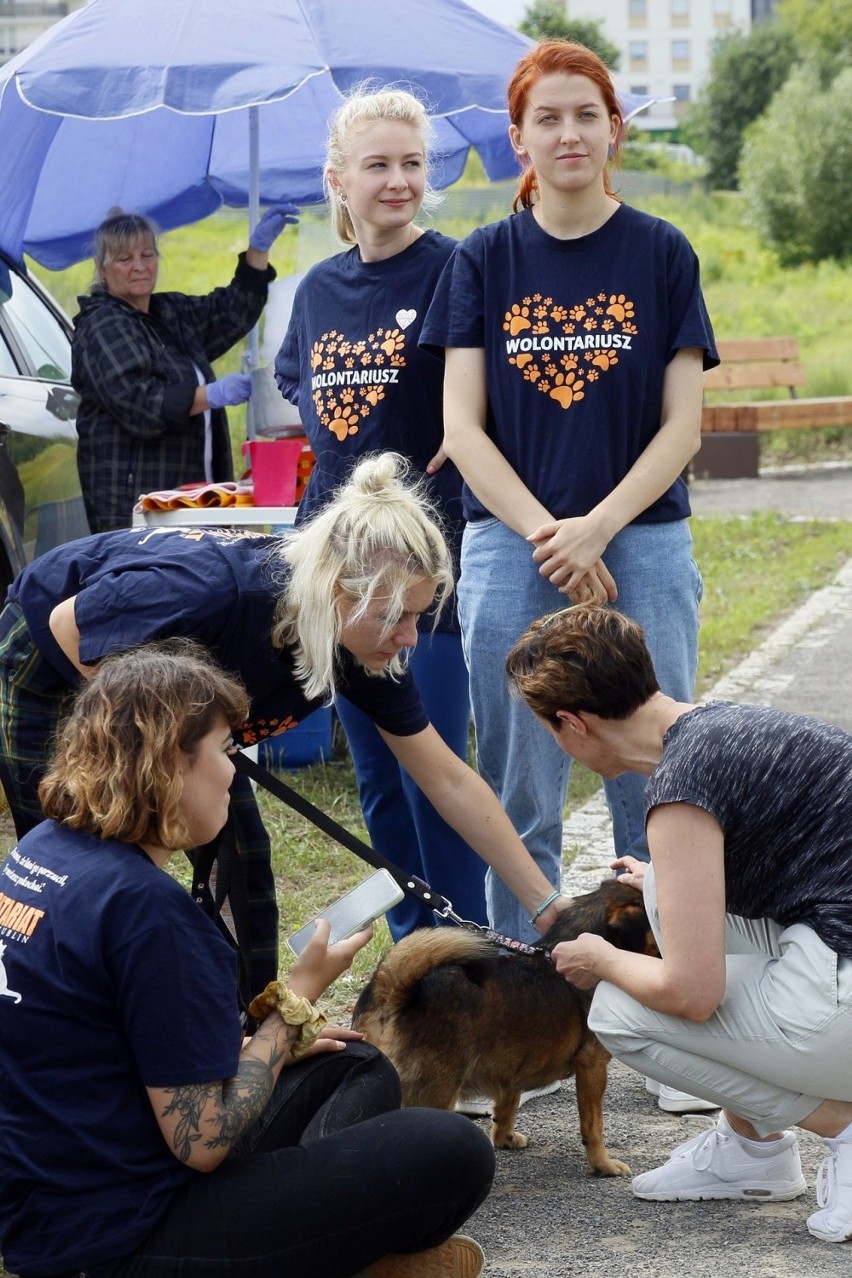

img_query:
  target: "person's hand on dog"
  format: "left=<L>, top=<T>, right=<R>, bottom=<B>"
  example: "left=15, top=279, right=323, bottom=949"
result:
left=534, top=893, right=573, bottom=935
left=289, top=919, right=373, bottom=1004
left=611, top=855, right=648, bottom=892
left=551, top=933, right=614, bottom=990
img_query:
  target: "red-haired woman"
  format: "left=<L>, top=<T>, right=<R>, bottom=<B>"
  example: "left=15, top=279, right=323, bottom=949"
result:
left=421, top=40, right=718, bottom=947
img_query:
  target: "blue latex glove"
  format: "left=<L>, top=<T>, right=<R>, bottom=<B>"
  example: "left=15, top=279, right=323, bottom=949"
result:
left=206, top=372, right=252, bottom=410
left=249, top=203, right=300, bottom=252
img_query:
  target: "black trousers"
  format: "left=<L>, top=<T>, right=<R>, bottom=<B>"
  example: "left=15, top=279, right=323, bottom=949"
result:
left=51, top=1044, right=495, bottom=1278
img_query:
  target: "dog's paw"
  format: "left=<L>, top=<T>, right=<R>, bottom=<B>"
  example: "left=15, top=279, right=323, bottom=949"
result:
left=492, top=1128, right=529, bottom=1150
left=591, top=1155, right=631, bottom=1177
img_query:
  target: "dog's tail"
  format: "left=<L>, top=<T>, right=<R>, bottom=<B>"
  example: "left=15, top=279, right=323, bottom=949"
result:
left=353, top=927, right=496, bottom=1026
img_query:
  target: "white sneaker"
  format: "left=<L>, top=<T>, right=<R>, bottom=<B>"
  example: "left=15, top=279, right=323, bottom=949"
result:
left=456, top=1079, right=561, bottom=1117
left=807, top=1142, right=852, bottom=1243
left=632, top=1120, right=807, bottom=1202
left=645, top=1076, right=720, bottom=1114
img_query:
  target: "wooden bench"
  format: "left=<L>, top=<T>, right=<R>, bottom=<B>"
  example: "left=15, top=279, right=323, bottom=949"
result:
left=695, top=337, right=852, bottom=479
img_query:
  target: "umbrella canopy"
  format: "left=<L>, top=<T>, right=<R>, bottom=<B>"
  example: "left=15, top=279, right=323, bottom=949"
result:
left=0, top=0, right=655, bottom=270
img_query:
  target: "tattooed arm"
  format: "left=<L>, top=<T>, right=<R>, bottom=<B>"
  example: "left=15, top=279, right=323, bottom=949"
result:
left=145, top=921, right=371, bottom=1172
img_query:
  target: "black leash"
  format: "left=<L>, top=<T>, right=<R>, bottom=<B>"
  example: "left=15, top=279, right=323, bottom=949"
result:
left=234, top=749, right=550, bottom=958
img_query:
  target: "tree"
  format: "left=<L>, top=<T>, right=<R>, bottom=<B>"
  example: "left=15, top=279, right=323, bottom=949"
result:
left=739, top=65, right=852, bottom=264
left=682, top=23, right=796, bottom=190
left=518, top=1, right=620, bottom=69
left=777, top=0, right=852, bottom=78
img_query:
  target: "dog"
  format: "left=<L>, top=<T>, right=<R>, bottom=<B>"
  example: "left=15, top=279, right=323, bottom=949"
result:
left=352, top=878, right=657, bottom=1177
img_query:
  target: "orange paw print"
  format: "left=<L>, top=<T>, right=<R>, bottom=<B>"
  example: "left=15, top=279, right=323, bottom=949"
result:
left=591, top=351, right=619, bottom=371
left=606, top=294, right=635, bottom=322
left=569, top=306, right=586, bottom=321
left=550, top=305, right=568, bottom=322
left=549, top=371, right=585, bottom=408
left=380, top=328, right=406, bottom=357
left=364, top=387, right=386, bottom=407
left=522, top=364, right=541, bottom=383
left=510, top=353, right=534, bottom=369
left=503, top=304, right=531, bottom=335
left=310, top=342, right=324, bottom=372
left=328, top=409, right=360, bottom=441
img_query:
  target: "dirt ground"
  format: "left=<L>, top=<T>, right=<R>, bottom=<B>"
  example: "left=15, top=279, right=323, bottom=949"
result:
left=465, top=1062, right=843, bottom=1278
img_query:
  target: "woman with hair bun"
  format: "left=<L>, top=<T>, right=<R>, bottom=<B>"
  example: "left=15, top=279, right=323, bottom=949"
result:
left=274, top=87, right=485, bottom=939
left=421, top=39, right=718, bottom=944
left=0, top=452, right=568, bottom=1002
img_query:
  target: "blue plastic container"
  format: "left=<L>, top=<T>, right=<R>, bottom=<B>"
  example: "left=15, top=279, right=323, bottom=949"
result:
left=258, top=707, right=334, bottom=770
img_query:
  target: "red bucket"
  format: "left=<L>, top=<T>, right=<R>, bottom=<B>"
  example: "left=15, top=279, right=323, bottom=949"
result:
left=241, top=438, right=303, bottom=506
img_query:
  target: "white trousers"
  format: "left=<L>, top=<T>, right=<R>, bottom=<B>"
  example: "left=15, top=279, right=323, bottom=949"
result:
left=588, top=865, right=852, bottom=1136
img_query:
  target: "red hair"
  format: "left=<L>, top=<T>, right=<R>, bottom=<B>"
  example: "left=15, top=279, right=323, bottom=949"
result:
left=508, top=40, right=625, bottom=211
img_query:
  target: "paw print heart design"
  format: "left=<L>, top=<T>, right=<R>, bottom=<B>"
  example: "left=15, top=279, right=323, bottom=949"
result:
left=504, top=292, right=636, bottom=410
left=309, top=322, right=409, bottom=440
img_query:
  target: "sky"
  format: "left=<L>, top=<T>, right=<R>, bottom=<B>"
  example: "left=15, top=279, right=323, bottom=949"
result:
left=463, top=0, right=527, bottom=31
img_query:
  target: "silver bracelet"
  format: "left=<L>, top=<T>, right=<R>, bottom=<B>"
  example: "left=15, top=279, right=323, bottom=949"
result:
left=529, top=889, right=561, bottom=925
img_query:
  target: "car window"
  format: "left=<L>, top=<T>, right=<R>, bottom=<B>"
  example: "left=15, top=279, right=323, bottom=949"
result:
left=1, top=270, right=72, bottom=380
left=0, top=329, right=18, bottom=377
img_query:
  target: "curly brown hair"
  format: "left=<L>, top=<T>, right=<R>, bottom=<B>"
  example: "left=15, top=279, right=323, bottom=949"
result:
left=505, top=605, right=659, bottom=726
left=39, top=640, right=249, bottom=848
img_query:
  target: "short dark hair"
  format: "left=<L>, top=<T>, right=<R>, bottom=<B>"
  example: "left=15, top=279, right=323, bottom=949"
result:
left=39, top=640, right=249, bottom=847
left=506, top=605, right=659, bottom=725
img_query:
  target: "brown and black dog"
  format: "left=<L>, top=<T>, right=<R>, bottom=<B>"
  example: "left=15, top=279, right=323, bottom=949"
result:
left=352, top=878, right=657, bottom=1177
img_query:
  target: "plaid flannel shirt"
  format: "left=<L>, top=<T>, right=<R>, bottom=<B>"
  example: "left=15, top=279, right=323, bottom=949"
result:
left=71, top=252, right=274, bottom=532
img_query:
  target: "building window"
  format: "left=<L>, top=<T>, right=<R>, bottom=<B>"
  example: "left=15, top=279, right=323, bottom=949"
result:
left=671, top=0, right=689, bottom=25
left=629, top=40, right=648, bottom=71
left=629, top=0, right=647, bottom=24
left=631, top=84, right=649, bottom=96
left=672, top=39, right=690, bottom=71
left=673, top=84, right=691, bottom=102
left=714, top=0, right=733, bottom=23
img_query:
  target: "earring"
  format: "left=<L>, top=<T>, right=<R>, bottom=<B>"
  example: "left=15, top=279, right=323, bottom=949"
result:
left=338, top=192, right=347, bottom=206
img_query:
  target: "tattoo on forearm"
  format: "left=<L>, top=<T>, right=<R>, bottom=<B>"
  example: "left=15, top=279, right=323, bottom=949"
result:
left=159, top=1023, right=295, bottom=1161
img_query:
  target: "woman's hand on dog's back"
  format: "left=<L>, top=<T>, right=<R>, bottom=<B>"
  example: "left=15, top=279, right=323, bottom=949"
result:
left=612, top=856, right=649, bottom=893
left=551, top=933, right=613, bottom=990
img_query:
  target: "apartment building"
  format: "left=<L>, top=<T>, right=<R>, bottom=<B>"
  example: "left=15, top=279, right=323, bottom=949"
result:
left=0, top=0, right=87, bottom=65
left=566, top=0, right=778, bottom=131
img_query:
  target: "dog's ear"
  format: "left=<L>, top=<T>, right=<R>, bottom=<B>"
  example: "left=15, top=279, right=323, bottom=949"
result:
left=604, top=895, right=658, bottom=956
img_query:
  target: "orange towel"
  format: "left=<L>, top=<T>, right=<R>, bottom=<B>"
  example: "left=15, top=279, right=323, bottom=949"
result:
left=135, top=481, right=255, bottom=511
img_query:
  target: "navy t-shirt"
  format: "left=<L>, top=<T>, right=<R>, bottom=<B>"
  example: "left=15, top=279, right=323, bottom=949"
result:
left=645, top=702, right=852, bottom=955
left=420, top=204, right=718, bottom=524
left=0, top=821, right=242, bottom=1276
left=275, top=230, right=463, bottom=633
left=8, top=527, right=428, bottom=746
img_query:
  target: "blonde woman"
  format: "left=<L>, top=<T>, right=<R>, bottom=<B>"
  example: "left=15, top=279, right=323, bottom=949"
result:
left=274, top=88, right=485, bottom=939
left=0, top=642, right=493, bottom=1278
left=0, top=453, right=569, bottom=1001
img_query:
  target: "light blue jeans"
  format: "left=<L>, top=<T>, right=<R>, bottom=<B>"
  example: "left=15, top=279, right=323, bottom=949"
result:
left=458, top=516, right=702, bottom=941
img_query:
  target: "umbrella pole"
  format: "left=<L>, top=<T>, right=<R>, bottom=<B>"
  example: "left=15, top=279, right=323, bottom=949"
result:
left=246, top=104, right=261, bottom=440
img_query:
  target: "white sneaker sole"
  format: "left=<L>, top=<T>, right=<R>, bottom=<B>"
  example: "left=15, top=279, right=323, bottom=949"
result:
left=633, top=1175, right=807, bottom=1203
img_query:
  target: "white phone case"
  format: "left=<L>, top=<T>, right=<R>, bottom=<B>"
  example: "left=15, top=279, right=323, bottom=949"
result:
left=287, top=869, right=404, bottom=956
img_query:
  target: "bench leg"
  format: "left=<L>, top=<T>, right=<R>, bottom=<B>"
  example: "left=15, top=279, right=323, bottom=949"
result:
left=694, top=433, right=760, bottom=480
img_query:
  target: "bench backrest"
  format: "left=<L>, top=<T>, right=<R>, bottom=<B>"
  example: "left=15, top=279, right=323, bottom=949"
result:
left=704, top=337, right=806, bottom=396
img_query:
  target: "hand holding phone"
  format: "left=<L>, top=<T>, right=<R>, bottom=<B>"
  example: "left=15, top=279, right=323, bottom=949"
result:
left=287, top=869, right=404, bottom=957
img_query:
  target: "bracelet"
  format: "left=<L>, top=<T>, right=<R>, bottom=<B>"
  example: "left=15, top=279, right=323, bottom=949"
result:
left=529, top=889, right=562, bottom=925
left=248, top=982, right=328, bottom=1059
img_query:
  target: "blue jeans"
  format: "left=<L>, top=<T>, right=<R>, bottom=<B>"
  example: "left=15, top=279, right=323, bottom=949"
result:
left=336, top=628, right=487, bottom=940
left=458, top=517, right=702, bottom=941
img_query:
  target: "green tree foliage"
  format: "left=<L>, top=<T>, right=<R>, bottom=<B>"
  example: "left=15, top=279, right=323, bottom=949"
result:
left=739, top=66, right=852, bottom=264
left=518, top=1, right=620, bottom=69
left=682, top=23, right=796, bottom=190
left=777, top=0, right=852, bottom=77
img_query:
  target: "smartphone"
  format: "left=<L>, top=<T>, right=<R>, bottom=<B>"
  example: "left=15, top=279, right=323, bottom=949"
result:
left=287, top=869, right=404, bottom=956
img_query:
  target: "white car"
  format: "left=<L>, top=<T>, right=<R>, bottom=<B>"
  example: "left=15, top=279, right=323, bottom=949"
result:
left=0, top=251, right=86, bottom=592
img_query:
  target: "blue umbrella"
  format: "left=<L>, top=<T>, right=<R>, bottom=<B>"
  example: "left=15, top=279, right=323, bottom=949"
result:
left=0, top=0, right=654, bottom=270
